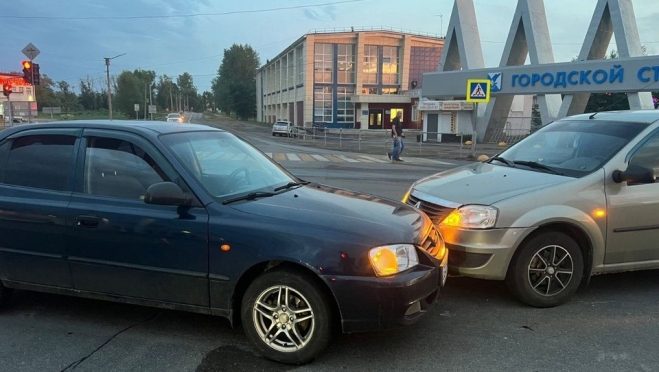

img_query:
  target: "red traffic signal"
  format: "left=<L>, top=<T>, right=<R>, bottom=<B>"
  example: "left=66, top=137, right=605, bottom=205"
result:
left=2, top=83, right=12, bottom=97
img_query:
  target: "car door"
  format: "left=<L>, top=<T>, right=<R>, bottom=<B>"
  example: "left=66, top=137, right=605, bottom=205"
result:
left=606, top=129, right=659, bottom=264
left=66, top=129, right=210, bottom=306
left=0, top=129, right=80, bottom=288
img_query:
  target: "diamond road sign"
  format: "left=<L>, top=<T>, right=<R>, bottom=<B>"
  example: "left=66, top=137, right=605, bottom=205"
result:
left=466, top=79, right=491, bottom=103
left=22, top=43, right=40, bottom=61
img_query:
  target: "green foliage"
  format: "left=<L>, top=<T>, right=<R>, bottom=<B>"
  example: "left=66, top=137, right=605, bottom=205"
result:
left=114, top=71, right=144, bottom=117
left=212, top=44, right=260, bottom=120
left=177, top=72, right=199, bottom=111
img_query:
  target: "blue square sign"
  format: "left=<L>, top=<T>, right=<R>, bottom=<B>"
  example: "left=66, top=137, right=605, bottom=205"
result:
left=466, top=79, right=491, bottom=103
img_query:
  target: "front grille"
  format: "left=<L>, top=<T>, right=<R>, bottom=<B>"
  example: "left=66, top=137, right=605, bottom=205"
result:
left=420, top=225, right=444, bottom=257
left=407, top=194, right=454, bottom=225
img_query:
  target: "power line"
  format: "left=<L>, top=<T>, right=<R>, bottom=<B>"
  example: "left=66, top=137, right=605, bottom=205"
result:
left=0, top=0, right=370, bottom=20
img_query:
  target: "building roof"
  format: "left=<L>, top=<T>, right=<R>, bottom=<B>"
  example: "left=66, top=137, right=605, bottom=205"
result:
left=258, top=27, right=444, bottom=72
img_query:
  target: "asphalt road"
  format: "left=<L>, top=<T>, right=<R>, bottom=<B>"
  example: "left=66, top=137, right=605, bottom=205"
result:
left=1, top=115, right=658, bottom=372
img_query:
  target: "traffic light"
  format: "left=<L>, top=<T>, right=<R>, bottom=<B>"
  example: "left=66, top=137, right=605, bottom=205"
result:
left=22, top=60, right=33, bottom=84
left=2, top=83, right=12, bottom=97
left=33, top=63, right=40, bottom=85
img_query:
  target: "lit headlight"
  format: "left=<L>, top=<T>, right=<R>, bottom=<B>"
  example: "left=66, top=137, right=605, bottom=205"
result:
left=442, top=205, right=498, bottom=229
left=369, top=244, right=419, bottom=277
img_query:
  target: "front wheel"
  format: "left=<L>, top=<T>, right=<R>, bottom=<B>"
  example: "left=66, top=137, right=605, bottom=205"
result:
left=241, top=269, right=332, bottom=364
left=506, top=231, right=584, bottom=308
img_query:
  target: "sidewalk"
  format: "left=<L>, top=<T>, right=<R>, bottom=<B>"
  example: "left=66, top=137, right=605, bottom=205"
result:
left=201, top=114, right=505, bottom=160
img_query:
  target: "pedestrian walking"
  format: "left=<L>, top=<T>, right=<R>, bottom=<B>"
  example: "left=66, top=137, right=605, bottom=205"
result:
left=387, top=111, right=405, bottom=162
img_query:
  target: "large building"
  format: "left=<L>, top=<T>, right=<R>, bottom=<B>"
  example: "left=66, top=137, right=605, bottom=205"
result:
left=0, top=73, right=37, bottom=121
left=256, top=28, right=444, bottom=130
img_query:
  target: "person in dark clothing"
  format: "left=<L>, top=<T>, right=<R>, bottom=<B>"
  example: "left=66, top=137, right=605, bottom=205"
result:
left=387, top=111, right=405, bottom=162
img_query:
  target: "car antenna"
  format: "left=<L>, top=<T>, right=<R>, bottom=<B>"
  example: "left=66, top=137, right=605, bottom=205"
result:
left=589, top=112, right=598, bottom=120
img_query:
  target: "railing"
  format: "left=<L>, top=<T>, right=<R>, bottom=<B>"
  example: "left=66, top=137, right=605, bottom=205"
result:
left=307, top=26, right=443, bottom=39
left=486, top=128, right=534, bottom=145
left=282, top=125, right=481, bottom=157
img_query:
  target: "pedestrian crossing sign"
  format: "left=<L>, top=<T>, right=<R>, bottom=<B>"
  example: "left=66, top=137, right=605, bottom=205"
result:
left=466, top=79, right=491, bottom=103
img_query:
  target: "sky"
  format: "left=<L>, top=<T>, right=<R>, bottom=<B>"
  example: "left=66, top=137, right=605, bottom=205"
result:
left=1, top=0, right=658, bottom=93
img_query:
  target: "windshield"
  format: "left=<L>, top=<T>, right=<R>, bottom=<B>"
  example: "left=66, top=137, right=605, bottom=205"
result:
left=160, top=131, right=296, bottom=201
left=496, top=120, right=648, bottom=177
left=168, top=114, right=181, bottom=118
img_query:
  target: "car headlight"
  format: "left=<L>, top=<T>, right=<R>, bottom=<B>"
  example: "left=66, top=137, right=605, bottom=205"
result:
left=369, top=244, right=419, bottom=277
left=442, top=205, right=498, bottom=229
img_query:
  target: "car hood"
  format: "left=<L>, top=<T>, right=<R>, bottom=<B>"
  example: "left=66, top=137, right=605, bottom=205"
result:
left=412, top=162, right=573, bottom=206
left=228, top=184, right=428, bottom=247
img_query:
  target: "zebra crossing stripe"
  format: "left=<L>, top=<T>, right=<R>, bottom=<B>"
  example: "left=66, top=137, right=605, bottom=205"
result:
left=358, top=155, right=389, bottom=163
left=335, top=155, right=359, bottom=162
left=324, top=155, right=344, bottom=162
left=311, top=154, right=330, bottom=162
left=286, top=153, right=301, bottom=161
left=265, top=153, right=273, bottom=158
left=274, top=153, right=287, bottom=162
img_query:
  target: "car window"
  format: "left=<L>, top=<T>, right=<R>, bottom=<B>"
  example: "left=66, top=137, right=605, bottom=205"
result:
left=83, top=137, right=169, bottom=200
left=498, top=120, right=647, bottom=177
left=1, top=134, right=76, bottom=192
left=629, top=131, right=659, bottom=182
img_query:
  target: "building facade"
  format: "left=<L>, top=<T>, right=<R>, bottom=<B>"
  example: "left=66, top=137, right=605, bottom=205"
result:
left=0, top=73, right=37, bottom=121
left=256, top=28, right=444, bottom=130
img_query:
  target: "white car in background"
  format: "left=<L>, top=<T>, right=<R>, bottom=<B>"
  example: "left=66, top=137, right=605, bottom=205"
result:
left=166, top=113, right=183, bottom=123
left=271, top=120, right=297, bottom=137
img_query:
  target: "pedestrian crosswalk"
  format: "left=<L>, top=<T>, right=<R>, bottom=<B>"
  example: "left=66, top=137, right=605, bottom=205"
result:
left=264, top=153, right=455, bottom=165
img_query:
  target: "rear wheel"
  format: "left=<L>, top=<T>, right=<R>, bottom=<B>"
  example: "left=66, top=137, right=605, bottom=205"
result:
left=506, top=231, right=584, bottom=308
left=241, top=269, right=332, bottom=364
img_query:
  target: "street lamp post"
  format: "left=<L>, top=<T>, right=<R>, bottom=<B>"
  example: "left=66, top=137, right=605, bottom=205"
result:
left=104, top=53, right=126, bottom=120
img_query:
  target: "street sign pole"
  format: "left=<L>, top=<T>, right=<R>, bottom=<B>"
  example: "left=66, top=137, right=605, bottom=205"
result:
left=7, top=96, right=13, bottom=127
left=22, top=43, right=40, bottom=124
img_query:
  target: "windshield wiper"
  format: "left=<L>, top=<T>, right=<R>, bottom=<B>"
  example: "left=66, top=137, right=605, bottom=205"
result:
left=222, top=191, right=276, bottom=205
left=513, top=161, right=562, bottom=175
left=273, top=181, right=310, bottom=192
left=489, top=156, right=516, bottom=167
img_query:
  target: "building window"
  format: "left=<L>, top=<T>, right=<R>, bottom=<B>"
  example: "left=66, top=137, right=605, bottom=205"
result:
left=337, top=44, right=356, bottom=84
left=361, top=87, right=378, bottom=95
left=409, top=46, right=442, bottom=89
left=314, top=86, right=333, bottom=123
left=381, top=87, right=399, bottom=95
left=362, top=45, right=379, bottom=85
left=314, top=43, right=333, bottom=84
left=297, top=46, right=304, bottom=85
left=382, top=46, right=400, bottom=85
left=412, top=105, right=419, bottom=121
left=336, top=87, right=355, bottom=124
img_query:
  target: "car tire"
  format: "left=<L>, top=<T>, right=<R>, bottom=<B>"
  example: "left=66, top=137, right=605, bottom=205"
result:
left=506, top=231, right=584, bottom=308
left=272, top=133, right=276, bottom=136
left=241, top=268, right=332, bottom=364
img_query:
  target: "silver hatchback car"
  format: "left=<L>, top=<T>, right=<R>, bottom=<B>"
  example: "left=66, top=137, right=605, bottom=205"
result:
left=404, top=110, right=659, bottom=307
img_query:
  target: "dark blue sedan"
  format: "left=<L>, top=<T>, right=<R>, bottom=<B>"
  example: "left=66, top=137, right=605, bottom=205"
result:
left=0, top=121, right=448, bottom=364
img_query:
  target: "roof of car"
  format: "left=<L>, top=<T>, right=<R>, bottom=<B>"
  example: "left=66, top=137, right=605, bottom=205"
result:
left=1, top=120, right=224, bottom=137
left=565, top=110, right=659, bottom=124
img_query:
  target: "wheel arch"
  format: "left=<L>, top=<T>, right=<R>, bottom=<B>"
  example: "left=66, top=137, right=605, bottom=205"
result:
left=508, top=222, right=595, bottom=286
left=231, top=260, right=342, bottom=330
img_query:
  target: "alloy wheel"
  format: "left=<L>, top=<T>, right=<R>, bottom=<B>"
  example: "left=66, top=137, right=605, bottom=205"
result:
left=527, top=244, right=574, bottom=296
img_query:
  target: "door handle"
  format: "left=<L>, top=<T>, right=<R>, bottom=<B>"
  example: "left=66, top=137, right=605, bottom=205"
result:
left=76, top=215, right=101, bottom=228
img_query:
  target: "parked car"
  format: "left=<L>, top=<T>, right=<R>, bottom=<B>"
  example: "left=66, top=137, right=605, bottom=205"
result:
left=272, top=120, right=297, bottom=137
left=404, top=110, right=659, bottom=308
left=166, top=113, right=183, bottom=123
left=0, top=120, right=448, bottom=364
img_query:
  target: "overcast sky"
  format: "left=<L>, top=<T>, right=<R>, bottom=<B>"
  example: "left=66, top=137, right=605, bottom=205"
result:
left=1, top=0, right=658, bottom=93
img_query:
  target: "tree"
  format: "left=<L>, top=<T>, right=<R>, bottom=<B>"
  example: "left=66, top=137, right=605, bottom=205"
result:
left=55, top=81, right=80, bottom=113
left=34, top=74, right=59, bottom=109
left=155, top=74, right=176, bottom=111
left=177, top=72, right=199, bottom=111
left=212, top=44, right=260, bottom=120
left=114, top=71, right=143, bottom=117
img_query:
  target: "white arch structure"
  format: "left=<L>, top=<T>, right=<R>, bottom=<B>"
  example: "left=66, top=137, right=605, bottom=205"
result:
left=427, top=0, right=655, bottom=140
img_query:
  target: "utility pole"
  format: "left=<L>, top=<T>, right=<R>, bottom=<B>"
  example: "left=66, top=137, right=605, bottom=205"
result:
left=169, top=84, right=173, bottom=112
left=149, top=83, right=153, bottom=120
left=144, top=82, right=147, bottom=120
left=104, top=53, right=126, bottom=120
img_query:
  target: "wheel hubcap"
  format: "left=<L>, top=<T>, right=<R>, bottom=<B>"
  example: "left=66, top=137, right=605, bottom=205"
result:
left=527, top=244, right=574, bottom=297
left=252, top=285, right=315, bottom=353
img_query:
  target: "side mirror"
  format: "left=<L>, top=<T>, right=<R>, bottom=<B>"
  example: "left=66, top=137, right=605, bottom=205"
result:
left=144, top=182, right=191, bottom=206
left=612, top=164, right=656, bottom=185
